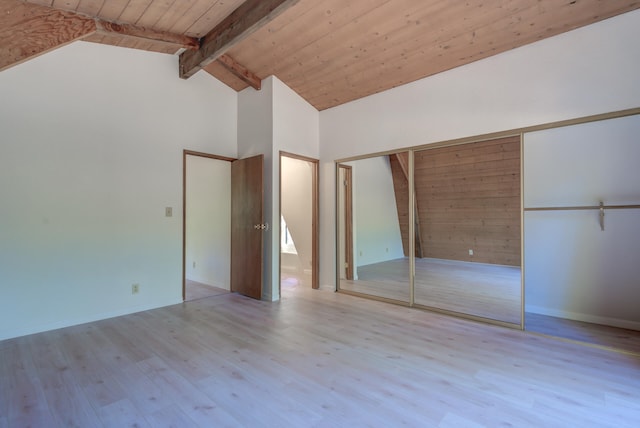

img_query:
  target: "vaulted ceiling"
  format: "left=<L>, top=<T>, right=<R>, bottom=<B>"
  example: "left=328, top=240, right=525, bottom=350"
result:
left=2, top=0, right=639, bottom=110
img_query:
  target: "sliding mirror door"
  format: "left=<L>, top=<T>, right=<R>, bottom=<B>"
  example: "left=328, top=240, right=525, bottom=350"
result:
left=412, top=138, right=522, bottom=325
left=337, top=153, right=411, bottom=303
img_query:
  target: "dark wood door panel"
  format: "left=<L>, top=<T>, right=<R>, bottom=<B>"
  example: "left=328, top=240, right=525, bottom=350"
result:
left=231, top=155, right=264, bottom=299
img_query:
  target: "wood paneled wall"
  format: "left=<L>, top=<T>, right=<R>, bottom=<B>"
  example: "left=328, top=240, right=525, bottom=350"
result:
left=415, top=136, right=521, bottom=266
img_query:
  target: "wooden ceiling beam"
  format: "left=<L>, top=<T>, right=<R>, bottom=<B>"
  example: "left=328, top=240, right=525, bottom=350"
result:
left=0, top=0, right=203, bottom=72
left=0, top=0, right=96, bottom=72
left=216, top=54, right=261, bottom=90
left=179, top=0, right=300, bottom=79
left=94, top=20, right=199, bottom=51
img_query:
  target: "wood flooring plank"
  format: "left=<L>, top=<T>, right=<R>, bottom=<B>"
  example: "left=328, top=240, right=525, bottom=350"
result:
left=135, top=356, right=241, bottom=427
left=185, top=279, right=229, bottom=301
left=525, top=312, right=640, bottom=355
left=195, top=370, right=295, bottom=426
left=1, top=284, right=639, bottom=427
left=6, top=373, right=52, bottom=427
left=97, top=398, right=154, bottom=428
left=42, top=385, right=100, bottom=427
left=144, top=404, right=200, bottom=428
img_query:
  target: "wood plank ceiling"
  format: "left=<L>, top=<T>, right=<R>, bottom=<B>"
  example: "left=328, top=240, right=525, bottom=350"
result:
left=2, top=0, right=640, bottom=110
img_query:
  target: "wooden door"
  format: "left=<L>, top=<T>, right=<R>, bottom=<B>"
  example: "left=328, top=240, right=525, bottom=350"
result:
left=231, top=155, right=264, bottom=299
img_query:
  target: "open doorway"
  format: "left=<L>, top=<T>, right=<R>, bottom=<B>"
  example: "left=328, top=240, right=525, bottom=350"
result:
left=183, top=151, right=234, bottom=301
left=279, top=152, right=319, bottom=293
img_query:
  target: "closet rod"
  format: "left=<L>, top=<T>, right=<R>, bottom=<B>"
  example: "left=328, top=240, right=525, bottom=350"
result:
left=524, top=202, right=640, bottom=231
left=524, top=204, right=640, bottom=211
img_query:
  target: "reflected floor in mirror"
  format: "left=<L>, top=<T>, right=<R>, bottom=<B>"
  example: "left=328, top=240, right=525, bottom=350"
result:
left=526, top=313, right=640, bottom=355
left=340, top=259, right=411, bottom=302
left=340, top=258, right=521, bottom=324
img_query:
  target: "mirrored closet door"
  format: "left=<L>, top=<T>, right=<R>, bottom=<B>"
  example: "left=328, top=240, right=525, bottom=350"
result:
left=412, top=137, right=522, bottom=326
left=337, top=152, right=411, bottom=303
left=337, top=140, right=523, bottom=327
left=336, top=110, right=640, bottom=344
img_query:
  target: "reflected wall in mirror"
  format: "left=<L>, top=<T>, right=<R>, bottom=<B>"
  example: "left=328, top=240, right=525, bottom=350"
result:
left=413, top=137, right=522, bottom=325
left=337, top=153, right=410, bottom=303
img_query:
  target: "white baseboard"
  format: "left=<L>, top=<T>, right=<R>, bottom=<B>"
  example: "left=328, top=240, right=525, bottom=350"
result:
left=526, top=305, right=640, bottom=331
left=0, top=298, right=181, bottom=341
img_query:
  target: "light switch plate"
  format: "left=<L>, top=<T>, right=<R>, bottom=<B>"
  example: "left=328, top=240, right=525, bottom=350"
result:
left=165, top=207, right=172, bottom=217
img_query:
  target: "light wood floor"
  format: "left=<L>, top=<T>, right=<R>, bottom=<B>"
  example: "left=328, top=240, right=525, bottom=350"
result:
left=185, top=280, right=229, bottom=301
left=526, top=312, right=640, bottom=355
left=1, top=285, right=640, bottom=427
left=281, top=270, right=312, bottom=290
left=340, top=258, right=522, bottom=324
left=339, top=258, right=640, bottom=354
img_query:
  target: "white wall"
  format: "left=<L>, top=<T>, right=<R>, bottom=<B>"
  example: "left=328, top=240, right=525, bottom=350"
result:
left=272, top=77, right=320, bottom=297
left=0, top=41, right=237, bottom=340
left=348, top=157, right=404, bottom=268
left=523, top=116, right=640, bottom=208
left=185, top=156, right=231, bottom=289
left=238, top=76, right=319, bottom=300
left=523, top=115, right=640, bottom=330
left=319, top=10, right=640, bottom=288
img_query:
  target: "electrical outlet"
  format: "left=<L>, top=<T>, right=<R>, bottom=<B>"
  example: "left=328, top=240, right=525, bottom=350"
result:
left=132, top=283, right=140, bottom=294
left=469, top=249, right=474, bottom=256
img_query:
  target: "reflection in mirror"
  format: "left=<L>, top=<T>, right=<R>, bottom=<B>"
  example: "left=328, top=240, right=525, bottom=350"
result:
left=337, top=153, right=410, bottom=303
left=413, top=137, right=522, bottom=325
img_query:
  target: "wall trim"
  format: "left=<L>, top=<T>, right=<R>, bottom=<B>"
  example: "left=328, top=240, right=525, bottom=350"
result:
left=335, top=107, right=640, bottom=163
left=526, top=305, right=640, bottom=331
